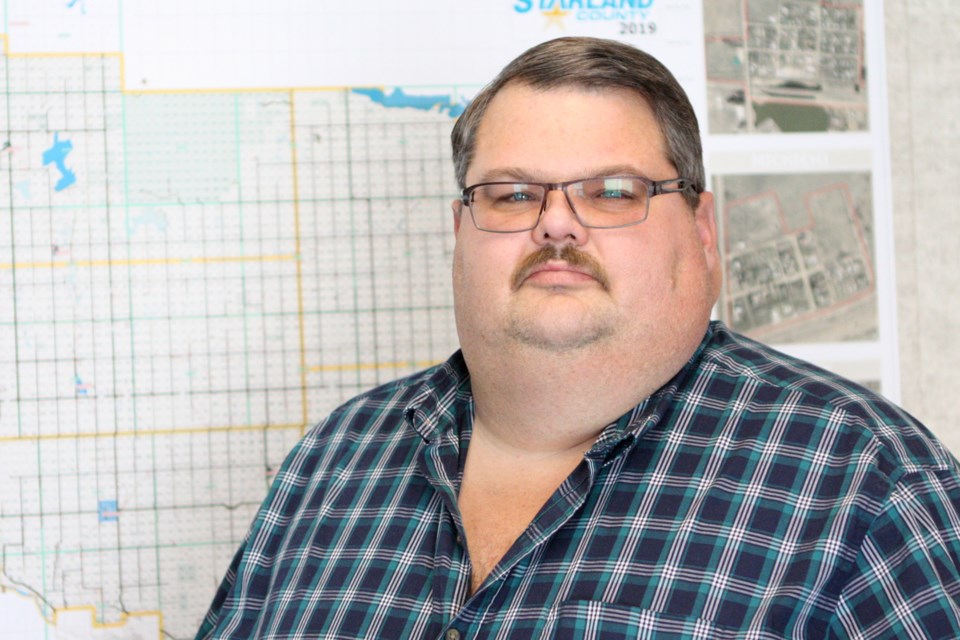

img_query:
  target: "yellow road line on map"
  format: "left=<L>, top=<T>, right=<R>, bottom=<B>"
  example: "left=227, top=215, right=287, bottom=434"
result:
left=288, top=89, right=311, bottom=436
left=309, top=360, right=442, bottom=373
left=0, top=359, right=444, bottom=443
left=0, top=422, right=304, bottom=443
left=0, top=254, right=296, bottom=270
left=3, top=51, right=122, bottom=59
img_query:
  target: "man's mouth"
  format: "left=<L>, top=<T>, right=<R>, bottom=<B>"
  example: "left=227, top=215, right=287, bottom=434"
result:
left=511, top=245, right=611, bottom=291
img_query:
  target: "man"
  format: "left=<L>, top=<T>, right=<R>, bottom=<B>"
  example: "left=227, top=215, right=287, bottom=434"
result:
left=198, top=37, right=960, bottom=638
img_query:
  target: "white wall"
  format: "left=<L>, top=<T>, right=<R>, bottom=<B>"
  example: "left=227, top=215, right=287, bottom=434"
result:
left=887, top=0, right=960, bottom=451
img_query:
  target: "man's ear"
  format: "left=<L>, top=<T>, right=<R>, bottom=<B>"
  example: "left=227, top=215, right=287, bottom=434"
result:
left=693, top=191, right=722, bottom=296
left=452, top=199, right=463, bottom=234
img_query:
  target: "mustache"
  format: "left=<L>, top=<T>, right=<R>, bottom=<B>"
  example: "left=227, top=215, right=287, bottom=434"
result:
left=510, top=245, right=610, bottom=291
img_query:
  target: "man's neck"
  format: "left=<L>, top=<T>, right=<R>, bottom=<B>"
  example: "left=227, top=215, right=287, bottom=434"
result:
left=463, top=341, right=677, bottom=456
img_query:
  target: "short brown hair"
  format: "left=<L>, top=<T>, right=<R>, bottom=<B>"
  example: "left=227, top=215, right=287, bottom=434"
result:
left=451, top=37, right=704, bottom=208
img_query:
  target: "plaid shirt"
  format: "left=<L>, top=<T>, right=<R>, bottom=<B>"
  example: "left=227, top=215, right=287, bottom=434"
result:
left=197, top=322, right=960, bottom=639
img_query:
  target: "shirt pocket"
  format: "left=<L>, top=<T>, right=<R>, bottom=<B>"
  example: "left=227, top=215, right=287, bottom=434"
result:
left=549, top=600, right=741, bottom=639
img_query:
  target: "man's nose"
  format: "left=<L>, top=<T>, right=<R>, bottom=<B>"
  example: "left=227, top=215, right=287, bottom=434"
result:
left=532, top=189, right=588, bottom=245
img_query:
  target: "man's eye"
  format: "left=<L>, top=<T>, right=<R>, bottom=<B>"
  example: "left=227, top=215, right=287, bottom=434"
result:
left=501, top=190, right=537, bottom=203
left=593, top=188, right=637, bottom=200
left=598, top=189, right=632, bottom=199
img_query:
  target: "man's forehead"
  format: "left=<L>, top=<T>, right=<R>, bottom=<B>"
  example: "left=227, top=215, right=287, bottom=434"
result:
left=474, top=82, right=662, bottom=147
left=468, top=83, right=669, bottom=182
left=471, top=164, right=656, bottom=184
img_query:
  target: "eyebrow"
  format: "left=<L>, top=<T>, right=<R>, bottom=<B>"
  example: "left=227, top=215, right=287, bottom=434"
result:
left=473, top=165, right=653, bottom=184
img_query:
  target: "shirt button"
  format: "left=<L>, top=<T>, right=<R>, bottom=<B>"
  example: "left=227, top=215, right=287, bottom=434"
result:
left=446, top=629, right=461, bottom=640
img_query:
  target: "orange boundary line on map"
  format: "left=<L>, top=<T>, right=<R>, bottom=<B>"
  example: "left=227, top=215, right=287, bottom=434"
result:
left=0, top=34, right=377, bottom=95
left=0, top=254, right=297, bottom=270
left=0, top=587, right=163, bottom=637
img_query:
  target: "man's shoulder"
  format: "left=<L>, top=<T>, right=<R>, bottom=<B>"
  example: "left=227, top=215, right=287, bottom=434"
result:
left=266, top=352, right=468, bottom=492
left=329, top=358, right=450, bottom=413
left=698, top=322, right=954, bottom=473
left=305, top=350, right=469, bottom=441
left=701, top=322, right=893, bottom=413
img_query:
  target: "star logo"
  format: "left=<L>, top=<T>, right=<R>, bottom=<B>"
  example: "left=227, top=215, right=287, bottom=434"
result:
left=542, top=5, right=569, bottom=29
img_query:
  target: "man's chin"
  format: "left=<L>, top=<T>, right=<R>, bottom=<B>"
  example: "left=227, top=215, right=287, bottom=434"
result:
left=505, top=318, right=615, bottom=353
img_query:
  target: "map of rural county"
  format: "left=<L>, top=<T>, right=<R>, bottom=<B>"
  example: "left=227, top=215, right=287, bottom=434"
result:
left=0, top=44, right=463, bottom=638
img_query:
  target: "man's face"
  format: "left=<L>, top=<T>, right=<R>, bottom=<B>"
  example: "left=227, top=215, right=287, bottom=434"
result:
left=452, top=83, right=720, bottom=368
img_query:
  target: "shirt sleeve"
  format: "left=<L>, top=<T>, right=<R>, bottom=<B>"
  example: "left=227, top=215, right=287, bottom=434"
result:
left=829, top=469, right=960, bottom=638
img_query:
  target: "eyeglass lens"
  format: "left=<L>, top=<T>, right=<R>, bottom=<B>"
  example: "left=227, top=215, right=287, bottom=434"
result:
left=468, top=177, right=651, bottom=231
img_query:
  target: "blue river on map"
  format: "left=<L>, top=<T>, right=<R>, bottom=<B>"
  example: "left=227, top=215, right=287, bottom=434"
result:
left=352, top=87, right=465, bottom=118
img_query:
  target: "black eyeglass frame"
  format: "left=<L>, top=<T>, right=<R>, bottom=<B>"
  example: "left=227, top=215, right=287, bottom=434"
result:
left=458, top=176, right=694, bottom=233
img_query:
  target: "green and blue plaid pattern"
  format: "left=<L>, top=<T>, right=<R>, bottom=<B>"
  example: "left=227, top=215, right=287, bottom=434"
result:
left=198, top=322, right=960, bottom=639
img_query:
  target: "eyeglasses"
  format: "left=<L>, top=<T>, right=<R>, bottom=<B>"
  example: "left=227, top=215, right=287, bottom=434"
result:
left=459, top=175, right=693, bottom=233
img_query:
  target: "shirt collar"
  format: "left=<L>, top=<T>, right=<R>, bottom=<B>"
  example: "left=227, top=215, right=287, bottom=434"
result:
left=403, top=321, right=716, bottom=461
left=403, top=350, right=473, bottom=444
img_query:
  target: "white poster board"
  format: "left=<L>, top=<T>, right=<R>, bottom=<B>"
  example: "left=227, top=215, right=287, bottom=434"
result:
left=0, top=1, right=893, bottom=636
